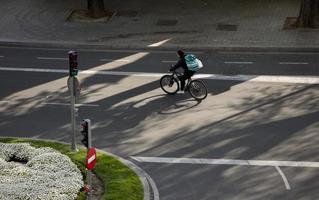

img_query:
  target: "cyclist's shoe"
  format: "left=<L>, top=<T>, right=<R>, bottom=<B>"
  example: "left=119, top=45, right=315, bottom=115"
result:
left=177, top=90, right=185, bottom=94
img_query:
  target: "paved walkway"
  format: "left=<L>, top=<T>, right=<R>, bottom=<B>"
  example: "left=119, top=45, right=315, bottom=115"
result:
left=0, top=0, right=318, bottom=51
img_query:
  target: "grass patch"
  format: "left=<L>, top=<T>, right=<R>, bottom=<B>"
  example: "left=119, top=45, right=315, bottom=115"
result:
left=0, top=137, right=143, bottom=200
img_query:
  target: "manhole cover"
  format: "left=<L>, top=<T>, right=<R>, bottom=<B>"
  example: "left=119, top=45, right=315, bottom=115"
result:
left=216, top=24, right=238, bottom=31
left=156, top=19, right=178, bottom=26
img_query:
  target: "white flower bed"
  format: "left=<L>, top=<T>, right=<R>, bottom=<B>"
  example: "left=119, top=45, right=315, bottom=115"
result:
left=0, top=143, right=83, bottom=200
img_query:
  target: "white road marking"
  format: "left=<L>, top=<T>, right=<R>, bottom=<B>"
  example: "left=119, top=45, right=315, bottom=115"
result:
left=218, top=51, right=319, bottom=55
left=161, top=60, right=176, bottom=63
left=132, top=157, right=298, bottom=191
left=148, top=38, right=172, bottom=47
left=0, top=67, right=67, bottom=73
left=41, top=102, right=100, bottom=107
left=100, top=59, right=130, bottom=62
left=275, top=166, right=291, bottom=190
left=224, top=61, right=253, bottom=64
left=37, top=57, right=68, bottom=60
left=0, top=46, right=203, bottom=54
left=1, top=67, right=319, bottom=84
left=279, top=62, right=309, bottom=65
left=0, top=100, right=10, bottom=103
left=0, top=56, right=4, bottom=58
left=131, top=156, right=319, bottom=168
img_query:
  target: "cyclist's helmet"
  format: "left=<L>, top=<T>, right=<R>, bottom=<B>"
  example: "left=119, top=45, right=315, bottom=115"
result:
left=177, top=50, right=185, bottom=58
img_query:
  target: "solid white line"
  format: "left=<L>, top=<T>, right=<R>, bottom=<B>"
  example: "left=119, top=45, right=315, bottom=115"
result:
left=224, top=61, right=253, bottom=64
left=37, top=57, right=68, bottom=60
left=41, top=102, right=100, bottom=107
left=275, top=166, right=291, bottom=190
left=131, top=156, right=319, bottom=168
left=0, top=67, right=67, bottom=73
left=81, top=69, right=164, bottom=77
left=1, top=67, right=319, bottom=84
left=279, top=62, right=308, bottom=65
left=100, top=59, right=130, bottom=62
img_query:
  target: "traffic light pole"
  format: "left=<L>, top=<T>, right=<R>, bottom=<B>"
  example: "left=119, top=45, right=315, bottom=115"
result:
left=68, top=50, right=78, bottom=152
left=70, top=76, right=77, bottom=152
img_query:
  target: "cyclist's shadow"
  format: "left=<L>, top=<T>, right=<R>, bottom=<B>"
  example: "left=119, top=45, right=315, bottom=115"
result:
left=131, top=93, right=201, bottom=115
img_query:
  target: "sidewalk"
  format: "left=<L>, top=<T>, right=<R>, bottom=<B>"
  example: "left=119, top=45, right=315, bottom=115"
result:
left=0, top=0, right=319, bottom=51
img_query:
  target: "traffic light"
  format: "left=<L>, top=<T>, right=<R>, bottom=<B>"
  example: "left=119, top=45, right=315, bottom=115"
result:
left=80, top=120, right=89, bottom=148
left=69, top=51, right=78, bottom=77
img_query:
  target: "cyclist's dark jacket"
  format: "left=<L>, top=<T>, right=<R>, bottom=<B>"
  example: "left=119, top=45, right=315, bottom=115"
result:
left=171, top=56, right=195, bottom=73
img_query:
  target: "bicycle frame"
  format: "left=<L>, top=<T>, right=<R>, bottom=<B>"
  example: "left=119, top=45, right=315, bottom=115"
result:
left=171, top=70, right=192, bottom=88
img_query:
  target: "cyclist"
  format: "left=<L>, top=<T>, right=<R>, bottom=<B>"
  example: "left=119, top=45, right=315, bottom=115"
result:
left=170, top=50, right=196, bottom=93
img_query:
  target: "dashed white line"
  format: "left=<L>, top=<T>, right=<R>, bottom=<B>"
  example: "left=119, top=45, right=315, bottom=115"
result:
left=219, top=51, right=319, bottom=55
left=161, top=60, right=176, bottom=63
left=275, top=166, right=291, bottom=190
left=37, top=57, right=68, bottom=60
left=148, top=38, right=172, bottom=47
left=224, top=61, right=253, bottom=64
left=131, top=156, right=319, bottom=168
left=279, top=62, right=309, bottom=65
left=100, top=59, right=130, bottom=62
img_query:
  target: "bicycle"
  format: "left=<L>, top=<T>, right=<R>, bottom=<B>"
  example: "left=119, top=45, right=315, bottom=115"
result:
left=160, top=69, right=208, bottom=100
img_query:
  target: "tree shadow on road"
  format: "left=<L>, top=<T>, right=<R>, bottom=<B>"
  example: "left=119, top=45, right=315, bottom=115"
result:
left=131, top=83, right=319, bottom=200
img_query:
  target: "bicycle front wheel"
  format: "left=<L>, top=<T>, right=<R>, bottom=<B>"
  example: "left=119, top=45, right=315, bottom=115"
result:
left=160, top=75, right=179, bottom=95
left=188, top=80, right=207, bottom=100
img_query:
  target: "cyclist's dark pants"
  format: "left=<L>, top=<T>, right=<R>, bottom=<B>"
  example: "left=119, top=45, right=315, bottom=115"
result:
left=179, top=70, right=195, bottom=91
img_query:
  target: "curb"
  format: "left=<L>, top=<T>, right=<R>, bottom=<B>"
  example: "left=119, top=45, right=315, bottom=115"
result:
left=1, top=40, right=319, bottom=53
left=96, top=150, right=159, bottom=200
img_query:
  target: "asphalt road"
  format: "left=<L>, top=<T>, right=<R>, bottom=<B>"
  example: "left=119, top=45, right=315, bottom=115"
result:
left=1, top=46, right=319, bottom=200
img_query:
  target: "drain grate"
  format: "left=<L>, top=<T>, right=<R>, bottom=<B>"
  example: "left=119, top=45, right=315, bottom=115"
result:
left=156, top=19, right=178, bottom=26
left=216, top=24, right=238, bottom=31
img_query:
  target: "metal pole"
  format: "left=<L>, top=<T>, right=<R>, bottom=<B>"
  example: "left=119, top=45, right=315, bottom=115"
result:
left=86, top=119, right=92, bottom=200
left=87, top=170, right=93, bottom=200
left=70, top=76, right=77, bottom=151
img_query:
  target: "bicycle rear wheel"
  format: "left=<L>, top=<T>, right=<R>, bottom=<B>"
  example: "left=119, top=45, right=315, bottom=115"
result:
left=188, top=80, right=207, bottom=100
left=160, top=75, right=179, bottom=94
